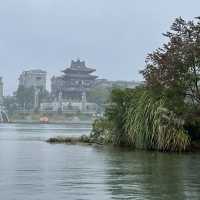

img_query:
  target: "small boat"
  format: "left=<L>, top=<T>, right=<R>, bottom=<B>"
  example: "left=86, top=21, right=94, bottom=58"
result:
left=40, top=116, right=49, bottom=123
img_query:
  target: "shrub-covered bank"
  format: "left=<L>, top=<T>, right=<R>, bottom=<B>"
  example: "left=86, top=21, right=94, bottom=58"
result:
left=46, top=134, right=105, bottom=145
left=91, top=88, right=191, bottom=152
left=91, top=17, right=200, bottom=152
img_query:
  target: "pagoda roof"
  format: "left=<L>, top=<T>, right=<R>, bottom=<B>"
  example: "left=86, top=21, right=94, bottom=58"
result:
left=62, top=59, right=96, bottom=74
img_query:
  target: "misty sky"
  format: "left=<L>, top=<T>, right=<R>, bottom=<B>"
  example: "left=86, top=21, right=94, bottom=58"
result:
left=0, top=0, right=200, bottom=95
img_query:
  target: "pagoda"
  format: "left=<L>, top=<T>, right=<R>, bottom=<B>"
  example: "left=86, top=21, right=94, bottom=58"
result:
left=51, top=59, right=98, bottom=99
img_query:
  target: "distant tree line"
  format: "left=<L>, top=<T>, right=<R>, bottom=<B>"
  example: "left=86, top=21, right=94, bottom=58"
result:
left=4, top=85, right=49, bottom=114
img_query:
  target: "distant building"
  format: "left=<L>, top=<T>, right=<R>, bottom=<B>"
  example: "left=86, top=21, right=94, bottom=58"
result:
left=94, top=79, right=142, bottom=89
left=19, top=69, right=47, bottom=90
left=51, top=59, right=98, bottom=99
left=40, top=101, right=98, bottom=114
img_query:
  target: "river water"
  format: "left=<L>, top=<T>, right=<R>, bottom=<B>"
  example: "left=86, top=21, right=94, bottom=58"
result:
left=0, top=123, right=200, bottom=200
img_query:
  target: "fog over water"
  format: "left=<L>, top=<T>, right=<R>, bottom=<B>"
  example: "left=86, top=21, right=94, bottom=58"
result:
left=0, top=0, right=200, bottom=94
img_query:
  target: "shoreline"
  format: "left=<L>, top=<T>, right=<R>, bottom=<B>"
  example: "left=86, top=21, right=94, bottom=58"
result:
left=3, top=121, right=93, bottom=126
left=46, top=135, right=103, bottom=146
left=46, top=136, right=200, bottom=153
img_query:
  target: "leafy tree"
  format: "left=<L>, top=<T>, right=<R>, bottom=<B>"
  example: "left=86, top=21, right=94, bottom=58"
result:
left=15, top=86, right=35, bottom=110
left=141, top=17, right=200, bottom=113
left=104, top=87, right=146, bottom=146
left=38, top=89, right=50, bottom=104
left=91, top=17, right=200, bottom=151
left=104, top=88, right=131, bottom=145
left=87, top=86, right=111, bottom=105
left=3, top=96, right=18, bottom=114
left=15, top=86, right=49, bottom=111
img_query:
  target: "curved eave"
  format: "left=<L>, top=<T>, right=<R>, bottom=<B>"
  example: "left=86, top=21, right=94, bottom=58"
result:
left=62, top=74, right=98, bottom=80
left=62, top=68, right=96, bottom=74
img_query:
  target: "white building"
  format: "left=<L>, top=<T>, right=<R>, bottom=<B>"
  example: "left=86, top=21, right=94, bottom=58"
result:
left=40, top=101, right=97, bottom=113
left=40, top=92, right=98, bottom=114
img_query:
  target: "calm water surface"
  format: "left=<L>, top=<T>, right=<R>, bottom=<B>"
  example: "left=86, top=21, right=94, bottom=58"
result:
left=0, top=123, right=200, bottom=200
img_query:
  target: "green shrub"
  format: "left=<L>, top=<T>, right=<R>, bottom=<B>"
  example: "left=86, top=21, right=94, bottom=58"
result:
left=92, top=88, right=191, bottom=152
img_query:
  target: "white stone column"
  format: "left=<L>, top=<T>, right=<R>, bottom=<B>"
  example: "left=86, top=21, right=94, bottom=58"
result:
left=34, top=88, right=40, bottom=110
left=81, top=92, right=87, bottom=112
left=58, top=91, right=63, bottom=112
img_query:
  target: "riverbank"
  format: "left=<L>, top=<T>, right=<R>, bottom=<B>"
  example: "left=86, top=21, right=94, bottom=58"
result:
left=8, top=112, right=96, bottom=125
left=190, top=140, right=200, bottom=152
left=46, top=135, right=200, bottom=153
left=46, top=135, right=103, bottom=146
left=8, top=120, right=93, bottom=126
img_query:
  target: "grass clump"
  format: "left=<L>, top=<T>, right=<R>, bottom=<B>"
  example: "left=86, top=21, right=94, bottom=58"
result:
left=47, top=135, right=91, bottom=144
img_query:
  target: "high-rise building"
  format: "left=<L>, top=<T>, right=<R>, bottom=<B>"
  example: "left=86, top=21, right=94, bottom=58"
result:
left=19, top=69, right=47, bottom=90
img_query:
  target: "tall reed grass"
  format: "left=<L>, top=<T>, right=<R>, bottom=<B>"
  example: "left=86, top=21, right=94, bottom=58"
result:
left=92, top=88, right=191, bottom=152
left=125, top=91, right=190, bottom=152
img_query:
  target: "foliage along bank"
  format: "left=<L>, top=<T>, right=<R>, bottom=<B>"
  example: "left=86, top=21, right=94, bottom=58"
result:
left=91, top=17, right=200, bottom=152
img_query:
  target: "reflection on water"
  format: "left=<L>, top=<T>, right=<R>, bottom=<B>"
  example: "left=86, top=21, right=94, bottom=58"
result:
left=0, top=123, right=91, bottom=141
left=0, top=124, right=200, bottom=200
left=103, top=148, right=200, bottom=200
